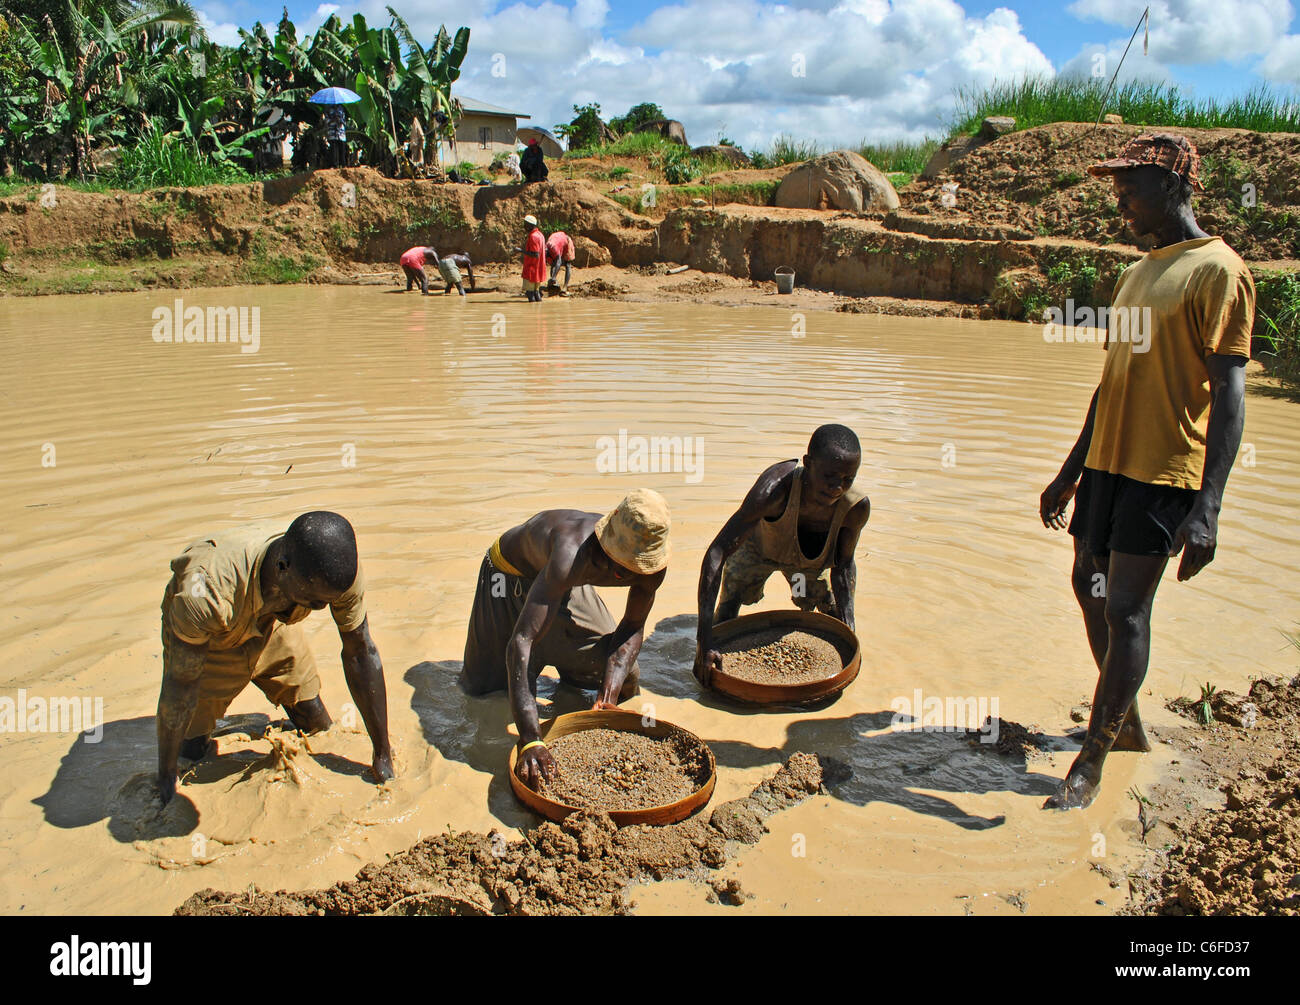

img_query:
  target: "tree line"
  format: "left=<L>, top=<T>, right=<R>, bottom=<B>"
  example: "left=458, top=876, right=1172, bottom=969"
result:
left=0, top=1, right=470, bottom=182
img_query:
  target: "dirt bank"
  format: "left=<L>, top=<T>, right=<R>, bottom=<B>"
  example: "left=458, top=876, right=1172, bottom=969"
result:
left=174, top=752, right=842, bottom=916
left=2, top=122, right=1296, bottom=353
left=1124, top=674, right=1300, bottom=916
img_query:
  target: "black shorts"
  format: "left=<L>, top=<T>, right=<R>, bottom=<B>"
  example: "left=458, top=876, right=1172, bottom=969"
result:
left=1068, top=467, right=1198, bottom=559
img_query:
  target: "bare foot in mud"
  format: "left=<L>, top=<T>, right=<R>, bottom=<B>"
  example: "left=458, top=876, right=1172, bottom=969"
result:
left=1044, top=769, right=1099, bottom=810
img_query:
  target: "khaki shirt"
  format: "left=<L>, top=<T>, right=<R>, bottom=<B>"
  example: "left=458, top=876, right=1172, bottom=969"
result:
left=1086, top=236, right=1254, bottom=489
left=164, top=524, right=366, bottom=649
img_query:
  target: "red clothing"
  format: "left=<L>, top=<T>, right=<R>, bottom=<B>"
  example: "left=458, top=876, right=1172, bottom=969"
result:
left=546, top=231, right=575, bottom=263
left=522, top=228, right=547, bottom=283
left=400, top=247, right=427, bottom=271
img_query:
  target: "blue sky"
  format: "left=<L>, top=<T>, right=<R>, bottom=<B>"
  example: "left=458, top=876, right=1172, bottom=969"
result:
left=196, top=1, right=1300, bottom=150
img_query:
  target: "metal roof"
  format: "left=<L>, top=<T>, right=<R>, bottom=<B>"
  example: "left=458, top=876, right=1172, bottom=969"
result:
left=456, top=96, right=531, bottom=120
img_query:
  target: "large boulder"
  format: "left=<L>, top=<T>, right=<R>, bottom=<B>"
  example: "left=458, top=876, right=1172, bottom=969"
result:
left=634, top=119, right=689, bottom=146
left=774, top=150, right=900, bottom=212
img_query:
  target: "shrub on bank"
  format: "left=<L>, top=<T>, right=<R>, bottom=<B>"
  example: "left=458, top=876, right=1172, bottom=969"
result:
left=1256, top=271, right=1300, bottom=390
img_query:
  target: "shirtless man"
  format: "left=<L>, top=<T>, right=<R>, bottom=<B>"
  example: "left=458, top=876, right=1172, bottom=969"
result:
left=436, top=251, right=475, bottom=295
left=461, top=490, right=671, bottom=787
left=694, top=424, right=870, bottom=685
left=155, top=511, right=393, bottom=805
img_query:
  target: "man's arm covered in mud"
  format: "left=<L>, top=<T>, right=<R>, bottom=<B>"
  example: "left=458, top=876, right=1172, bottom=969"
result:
left=506, top=545, right=578, bottom=788
left=829, top=497, right=870, bottom=632
left=595, top=572, right=665, bottom=708
left=339, top=616, right=394, bottom=782
left=156, top=637, right=208, bottom=805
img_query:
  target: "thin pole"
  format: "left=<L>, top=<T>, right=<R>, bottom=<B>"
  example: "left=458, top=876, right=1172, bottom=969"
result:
left=1094, top=5, right=1150, bottom=130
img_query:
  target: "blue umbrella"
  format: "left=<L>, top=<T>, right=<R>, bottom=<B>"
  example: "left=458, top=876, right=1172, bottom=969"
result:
left=309, top=87, right=362, bottom=105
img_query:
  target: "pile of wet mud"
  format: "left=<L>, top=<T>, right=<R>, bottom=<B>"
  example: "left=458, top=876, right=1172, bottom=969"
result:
left=964, top=717, right=1054, bottom=760
left=174, top=751, right=843, bottom=916
left=1128, top=675, right=1300, bottom=916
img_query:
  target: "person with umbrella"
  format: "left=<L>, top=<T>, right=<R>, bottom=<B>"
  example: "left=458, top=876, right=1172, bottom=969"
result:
left=521, top=138, right=548, bottom=183
left=309, top=87, right=361, bottom=169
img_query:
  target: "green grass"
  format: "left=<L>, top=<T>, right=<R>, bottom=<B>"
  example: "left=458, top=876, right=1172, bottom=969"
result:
left=1256, top=270, right=1300, bottom=390
left=113, top=132, right=254, bottom=190
left=952, top=77, right=1300, bottom=137
left=672, top=181, right=780, bottom=205
left=565, top=132, right=680, bottom=160
left=857, top=138, right=941, bottom=176
left=750, top=135, right=822, bottom=168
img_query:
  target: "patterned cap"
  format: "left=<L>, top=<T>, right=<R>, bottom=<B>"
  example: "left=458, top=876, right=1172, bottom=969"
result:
left=594, top=489, right=671, bottom=575
left=1088, top=133, right=1204, bottom=191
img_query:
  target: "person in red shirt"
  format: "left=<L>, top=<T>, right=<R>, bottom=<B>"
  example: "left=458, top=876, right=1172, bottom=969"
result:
left=546, top=230, right=576, bottom=294
left=520, top=215, right=547, bottom=302
left=399, top=246, right=437, bottom=294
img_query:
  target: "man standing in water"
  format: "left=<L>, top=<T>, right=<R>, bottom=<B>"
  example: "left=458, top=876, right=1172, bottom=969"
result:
left=461, top=490, right=671, bottom=787
left=156, top=512, right=393, bottom=805
left=694, top=424, right=870, bottom=686
left=1039, top=134, right=1253, bottom=810
left=520, top=215, right=547, bottom=302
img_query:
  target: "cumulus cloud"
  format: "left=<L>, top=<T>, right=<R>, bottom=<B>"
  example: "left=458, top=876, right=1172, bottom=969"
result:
left=198, top=9, right=242, bottom=46
left=1261, top=33, right=1300, bottom=81
left=1066, top=0, right=1294, bottom=65
left=386, top=0, right=1051, bottom=149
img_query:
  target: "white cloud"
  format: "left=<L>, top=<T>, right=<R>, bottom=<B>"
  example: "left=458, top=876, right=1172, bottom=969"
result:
left=1261, top=33, right=1300, bottom=80
left=1066, top=0, right=1294, bottom=65
left=198, top=9, right=242, bottom=46
left=243, top=1, right=1049, bottom=150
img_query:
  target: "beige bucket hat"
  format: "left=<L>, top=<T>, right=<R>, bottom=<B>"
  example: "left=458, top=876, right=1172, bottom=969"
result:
left=594, top=489, right=671, bottom=574
left=523, top=214, right=539, bottom=227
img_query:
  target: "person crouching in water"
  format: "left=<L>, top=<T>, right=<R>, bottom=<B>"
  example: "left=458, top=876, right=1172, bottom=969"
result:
left=436, top=251, right=475, bottom=295
left=461, top=490, right=671, bottom=788
left=694, top=424, right=870, bottom=686
left=546, top=230, right=576, bottom=294
left=400, top=246, right=437, bottom=294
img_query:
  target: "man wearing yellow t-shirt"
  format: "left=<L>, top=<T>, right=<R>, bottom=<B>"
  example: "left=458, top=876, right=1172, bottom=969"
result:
left=155, top=511, right=393, bottom=804
left=1038, top=134, right=1253, bottom=810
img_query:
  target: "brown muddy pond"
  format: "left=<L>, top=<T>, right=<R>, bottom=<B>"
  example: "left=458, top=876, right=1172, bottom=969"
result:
left=1, top=286, right=1297, bottom=914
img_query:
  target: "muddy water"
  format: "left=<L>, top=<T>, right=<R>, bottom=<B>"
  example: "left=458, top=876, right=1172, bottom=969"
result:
left=1, top=286, right=1297, bottom=916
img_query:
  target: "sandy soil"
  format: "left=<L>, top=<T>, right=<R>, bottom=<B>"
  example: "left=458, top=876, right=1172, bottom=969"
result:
left=175, top=752, right=830, bottom=915
left=1125, top=675, right=1300, bottom=915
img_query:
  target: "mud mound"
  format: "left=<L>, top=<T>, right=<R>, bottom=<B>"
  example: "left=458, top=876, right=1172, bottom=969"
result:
left=174, top=751, right=841, bottom=916
left=907, top=122, right=1300, bottom=262
left=0, top=170, right=656, bottom=281
left=571, top=277, right=630, bottom=299
left=964, top=717, right=1053, bottom=760
left=1129, top=675, right=1300, bottom=916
